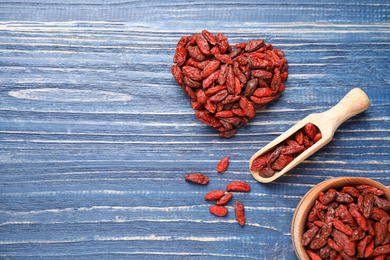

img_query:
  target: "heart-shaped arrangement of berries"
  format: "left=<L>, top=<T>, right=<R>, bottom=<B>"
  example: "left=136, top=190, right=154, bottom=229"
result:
left=171, top=30, right=288, bottom=138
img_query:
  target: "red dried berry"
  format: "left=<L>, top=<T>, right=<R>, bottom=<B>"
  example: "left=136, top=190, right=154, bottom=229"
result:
left=184, top=174, right=209, bottom=185
left=239, top=97, right=255, bottom=118
left=234, top=201, right=245, bottom=226
left=201, top=60, right=221, bottom=78
left=215, top=33, right=229, bottom=54
left=304, top=123, right=317, bottom=140
left=253, top=87, right=273, bottom=98
left=215, top=53, right=233, bottom=64
left=204, top=190, right=225, bottom=200
left=226, top=181, right=251, bottom=192
left=216, top=157, right=229, bottom=173
left=201, top=29, right=216, bottom=45
left=313, top=133, right=322, bottom=143
left=209, top=205, right=228, bottom=217
left=357, top=185, right=385, bottom=196
left=215, top=193, right=232, bottom=206
left=306, top=250, right=322, bottom=260
left=250, top=93, right=281, bottom=104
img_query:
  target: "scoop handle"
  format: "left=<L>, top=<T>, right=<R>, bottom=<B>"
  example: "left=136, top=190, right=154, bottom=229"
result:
left=321, top=88, right=370, bottom=131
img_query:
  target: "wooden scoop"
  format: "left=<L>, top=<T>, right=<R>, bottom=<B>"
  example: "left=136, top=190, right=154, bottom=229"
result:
left=249, top=88, right=371, bottom=183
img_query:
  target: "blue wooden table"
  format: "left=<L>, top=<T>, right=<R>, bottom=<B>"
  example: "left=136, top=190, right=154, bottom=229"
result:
left=1, top=1, right=389, bottom=259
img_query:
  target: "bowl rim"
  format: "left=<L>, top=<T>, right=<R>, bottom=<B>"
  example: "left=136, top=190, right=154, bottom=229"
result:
left=291, top=177, right=390, bottom=260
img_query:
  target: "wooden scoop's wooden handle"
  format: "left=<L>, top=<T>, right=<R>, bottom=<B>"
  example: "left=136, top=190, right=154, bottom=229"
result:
left=320, top=88, right=371, bottom=132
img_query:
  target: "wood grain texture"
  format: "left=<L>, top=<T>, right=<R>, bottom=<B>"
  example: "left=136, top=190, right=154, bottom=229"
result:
left=0, top=0, right=389, bottom=259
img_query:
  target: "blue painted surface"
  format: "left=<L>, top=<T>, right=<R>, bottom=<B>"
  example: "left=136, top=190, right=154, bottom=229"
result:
left=0, top=1, right=389, bottom=259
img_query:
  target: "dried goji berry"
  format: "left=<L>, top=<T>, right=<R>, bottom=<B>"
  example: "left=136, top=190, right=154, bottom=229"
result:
left=182, top=66, right=202, bottom=81
left=191, top=101, right=203, bottom=111
left=234, top=77, right=242, bottom=95
left=249, top=57, right=271, bottom=69
left=210, top=45, right=220, bottom=55
left=306, top=249, right=322, bottom=260
left=239, top=97, right=255, bottom=118
left=216, top=157, right=229, bottom=173
left=250, top=93, right=281, bottom=104
left=335, top=192, right=354, bottom=204
left=184, top=174, right=209, bottom=185
left=215, top=33, right=229, bottom=54
left=232, top=42, right=248, bottom=49
left=332, top=218, right=353, bottom=236
left=251, top=150, right=273, bottom=172
left=204, top=190, right=225, bottom=200
left=374, top=196, right=390, bottom=211
left=357, top=185, right=385, bottom=196
left=215, top=110, right=234, bottom=118
left=304, top=123, right=317, bottom=140
left=271, top=154, right=293, bottom=170
left=204, top=99, right=216, bottom=114
left=226, top=65, right=235, bottom=94
left=370, top=207, right=390, bottom=221
left=357, top=235, right=372, bottom=258
left=219, top=129, right=236, bottom=138
left=332, top=229, right=356, bottom=256
left=373, top=255, right=387, bottom=260
left=201, top=60, right=221, bottom=78
left=364, top=239, right=375, bottom=258
left=281, top=139, right=305, bottom=155
left=251, top=69, right=273, bottom=79
left=209, top=89, right=229, bottom=103
left=310, top=234, right=327, bottom=250
left=233, top=61, right=247, bottom=84
left=373, top=244, right=390, bottom=256
left=209, top=205, right=228, bottom=216
left=313, top=133, right=322, bottom=143
left=302, top=226, right=319, bottom=246
left=202, top=70, right=220, bottom=89
left=243, top=78, right=258, bottom=97
left=215, top=192, right=232, bottom=206
left=215, top=53, right=233, bottom=64
left=231, top=108, right=246, bottom=117
left=195, top=111, right=222, bottom=128
left=342, top=186, right=361, bottom=199
left=183, top=76, right=202, bottom=89
left=201, top=29, right=216, bottom=45
left=196, top=33, right=211, bottom=55
left=226, top=181, right=251, bottom=192
left=187, top=45, right=206, bottom=62
left=374, top=217, right=388, bottom=246
left=245, top=39, right=264, bottom=52
left=258, top=167, right=275, bottom=178
left=349, top=203, right=368, bottom=231
left=270, top=68, right=281, bottom=92
left=253, top=87, right=273, bottom=98
left=327, top=237, right=343, bottom=252
left=174, top=45, right=188, bottom=67
left=351, top=228, right=366, bottom=241
left=234, top=201, right=245, bottom=226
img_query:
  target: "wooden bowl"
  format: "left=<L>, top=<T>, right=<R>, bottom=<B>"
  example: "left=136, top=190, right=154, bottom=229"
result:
left=291, top=177, right=390, bottom=260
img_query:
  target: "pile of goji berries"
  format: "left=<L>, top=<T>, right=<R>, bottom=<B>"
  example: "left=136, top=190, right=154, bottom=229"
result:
left=251, top=123, right=322, bottom=178
left=185, top=157, right=250, bottom=226
left=303, top=185, right=390, bottom=259
left=172, top=30, right=288, bottom=138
